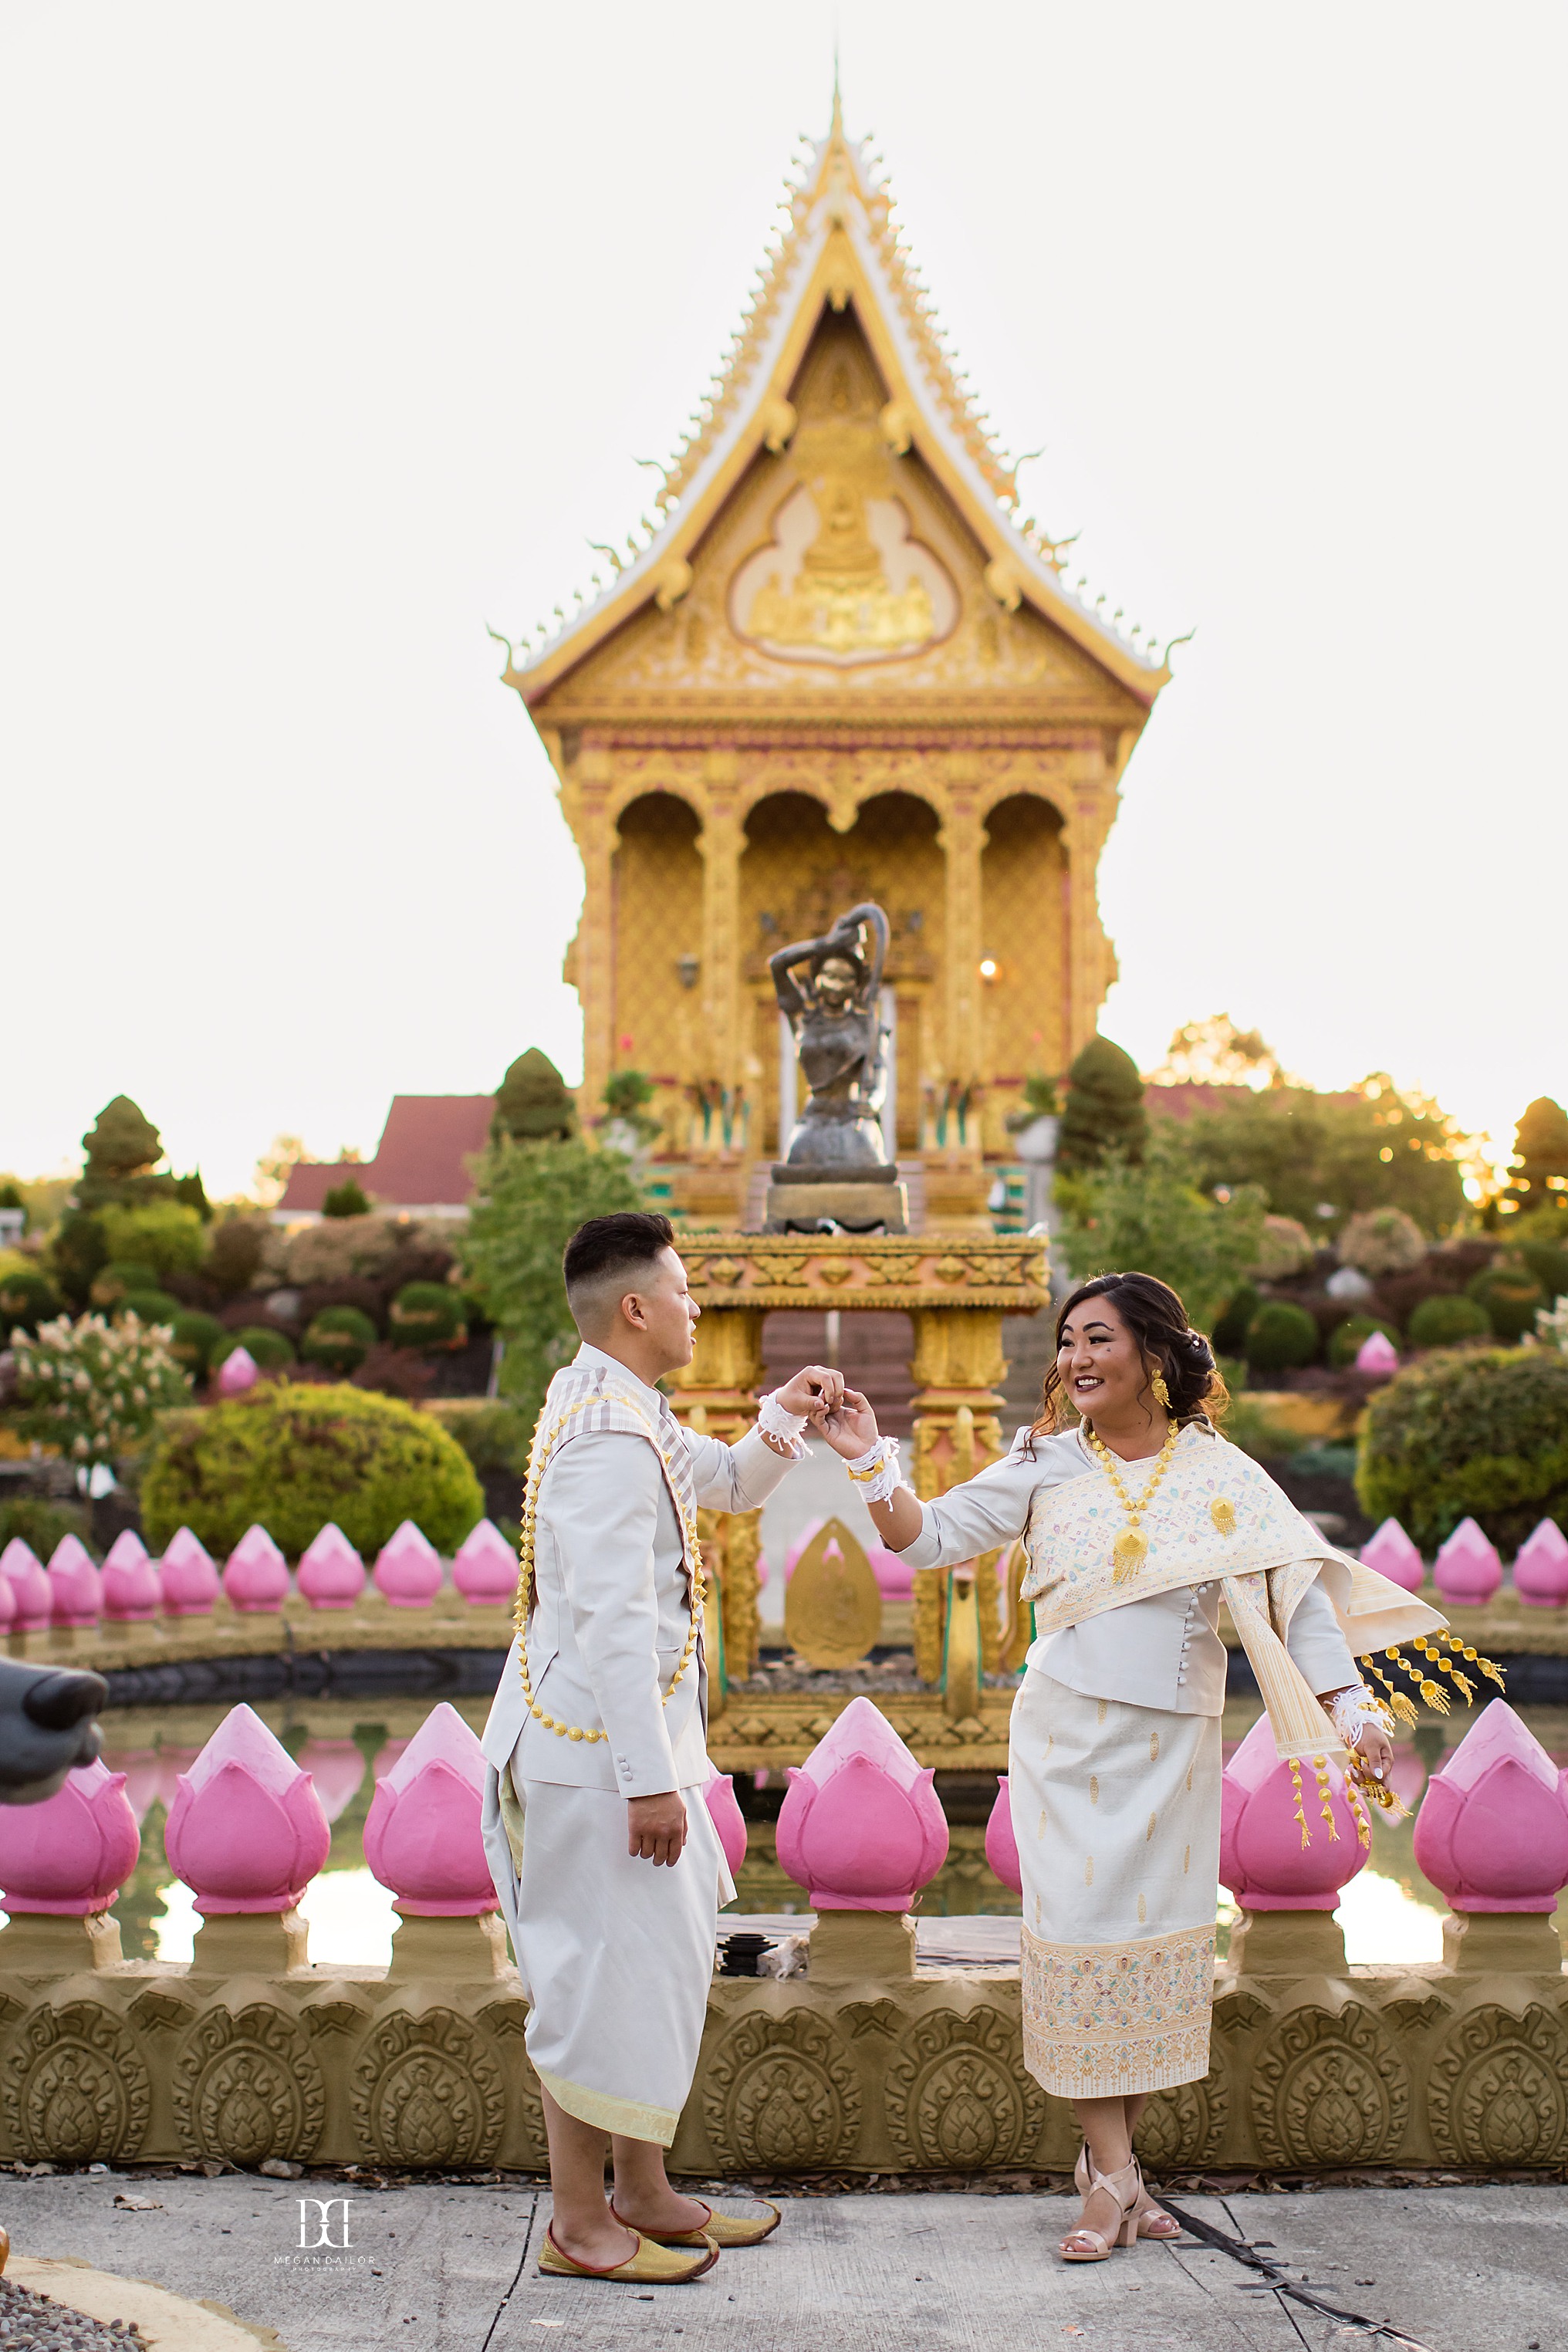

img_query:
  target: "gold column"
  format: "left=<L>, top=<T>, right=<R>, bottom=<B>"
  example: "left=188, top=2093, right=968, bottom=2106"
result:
left=1064, top=742, right=1113, bottom=1058
left=907, top=1306, right=1007, bottom=1691
left=571, top=747, right=617, bottom=1113
left=696, top=751, right=742, bottom=1158
left=937, top=758, right=983, bottom=1155
left=668, top=1306, right=766, bottom=1681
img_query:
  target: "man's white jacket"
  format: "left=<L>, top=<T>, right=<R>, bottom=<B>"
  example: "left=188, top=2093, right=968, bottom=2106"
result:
left=480, top=1343, right=796, bottom=1799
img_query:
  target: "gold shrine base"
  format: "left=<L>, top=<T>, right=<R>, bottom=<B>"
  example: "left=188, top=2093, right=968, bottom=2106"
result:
left=2, top=1906, right=1564, bottom=2176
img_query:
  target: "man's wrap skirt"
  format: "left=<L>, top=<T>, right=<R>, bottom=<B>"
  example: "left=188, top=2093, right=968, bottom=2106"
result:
left=483, top=1769, right=734, bottom=2147
left=1012, top=1668, right=1221, bottom=2098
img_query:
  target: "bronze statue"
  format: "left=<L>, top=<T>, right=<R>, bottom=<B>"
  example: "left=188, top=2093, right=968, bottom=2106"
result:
left=769, top=902, right=890, bottom=1174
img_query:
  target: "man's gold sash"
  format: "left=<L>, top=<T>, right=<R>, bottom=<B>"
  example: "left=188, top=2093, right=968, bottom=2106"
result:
left=1019, top=1425, right=1448, bottom=1759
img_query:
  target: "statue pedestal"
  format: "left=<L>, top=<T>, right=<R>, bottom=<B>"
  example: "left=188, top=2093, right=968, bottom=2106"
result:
left=765, top=1178, right=909, bottom=1233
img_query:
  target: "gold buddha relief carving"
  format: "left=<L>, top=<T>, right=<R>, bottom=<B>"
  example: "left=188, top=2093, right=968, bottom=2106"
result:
left=729, top=351, right=958, bottom=663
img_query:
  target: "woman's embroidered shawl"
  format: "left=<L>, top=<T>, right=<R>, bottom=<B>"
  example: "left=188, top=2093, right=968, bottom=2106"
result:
left=1018, top=1425, right=1445, bottom=1758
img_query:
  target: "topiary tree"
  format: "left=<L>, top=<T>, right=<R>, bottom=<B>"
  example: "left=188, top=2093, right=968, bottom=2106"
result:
left=1465, top=1261, right=1546, bottom=1343
left=1055, top=1036, right=1147, bottom=1174
left=460, top=1135, right=644, bottom=1425
left=1357, top=1344, right=1568, bottom=1551
left=300, top=1306, right=377, bottom=1374
left=1245, top=1299, right=1320, bottom=1372
left=1337, top=1208, right=1427, bottom=1278
left=322, top=1178, right=372, bottom=1219
left=1505, top=1097, right=1568, bottom=1215
left=495, top=1049, right=579, bottom=1144
left=387, top=1282, right=466, bottom=1349
left=1408, top=1293, right=1490, bottom=1349
left=82, top=1097, right=162, bottom=1185
left=142, top=1381, right=485, bottom=1559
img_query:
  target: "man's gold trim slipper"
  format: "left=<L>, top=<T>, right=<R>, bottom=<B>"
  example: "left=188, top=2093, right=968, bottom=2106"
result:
left=538, top=2225, right=718, bottom=2283
left=613, top=2198, right=781, bottom=2249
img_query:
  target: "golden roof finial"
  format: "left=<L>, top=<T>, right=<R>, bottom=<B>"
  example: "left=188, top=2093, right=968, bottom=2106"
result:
left=830, top=42, right=843, bottom=143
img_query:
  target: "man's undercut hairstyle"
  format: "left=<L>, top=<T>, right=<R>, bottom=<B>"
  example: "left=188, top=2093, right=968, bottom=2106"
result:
left=563, top=1211, right=677, bottom=1333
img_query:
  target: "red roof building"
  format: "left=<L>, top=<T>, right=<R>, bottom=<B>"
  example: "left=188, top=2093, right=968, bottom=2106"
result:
left=275, top=1097, right=494, bottom=1222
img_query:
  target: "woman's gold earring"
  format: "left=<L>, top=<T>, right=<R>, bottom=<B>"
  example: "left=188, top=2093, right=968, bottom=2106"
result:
left=1151, top=1369, right=1172, bottom=1411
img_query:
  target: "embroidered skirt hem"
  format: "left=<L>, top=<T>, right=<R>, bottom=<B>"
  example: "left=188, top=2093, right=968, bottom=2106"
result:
left=1021, top=1920, right=1215, bottom=2097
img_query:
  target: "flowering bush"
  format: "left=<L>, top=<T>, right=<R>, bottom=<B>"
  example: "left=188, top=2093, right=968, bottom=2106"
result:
left=1252, top=1215, right=1314, bottom=1279
left=11, top=1312, right=191, bottom=1467
left=1337, top=1208, right=1427, bottom=1277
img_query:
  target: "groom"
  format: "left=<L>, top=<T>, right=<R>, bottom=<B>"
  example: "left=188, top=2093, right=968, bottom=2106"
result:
left=481, top=1210, right=840, bottom=2283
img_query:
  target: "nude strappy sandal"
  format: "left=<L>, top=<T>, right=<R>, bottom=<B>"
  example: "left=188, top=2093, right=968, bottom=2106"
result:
left=1074, top=2141, right=1181, bottom=2239
left=1059, top=2154, right=1142, bottom=2262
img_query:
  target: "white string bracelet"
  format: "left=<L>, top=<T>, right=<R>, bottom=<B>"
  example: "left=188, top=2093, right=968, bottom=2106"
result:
left=844, top=1435, right=904, bottom=1505
left=1326, top=1684, right=1391, bottom=1752
left=755, top=1390, right=809, bottom=1458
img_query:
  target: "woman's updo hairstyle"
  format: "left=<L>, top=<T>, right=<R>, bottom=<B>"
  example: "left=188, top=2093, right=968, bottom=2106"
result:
left=1031, top=1271, right=1227, bottom=1441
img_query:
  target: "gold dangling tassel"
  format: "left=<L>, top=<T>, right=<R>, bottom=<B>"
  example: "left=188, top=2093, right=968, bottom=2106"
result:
left=1289, top=1755, right=1311, bottom=1850
left=1313, top=1753, right=1340, bottom=1843
left=1361, top=1658, right=1420, bottom=1728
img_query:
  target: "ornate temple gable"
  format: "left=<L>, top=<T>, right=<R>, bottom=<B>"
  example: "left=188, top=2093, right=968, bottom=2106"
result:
left=532, top=309, right=1147, bottom=731
left=506, top=94, right=1167, bottom=723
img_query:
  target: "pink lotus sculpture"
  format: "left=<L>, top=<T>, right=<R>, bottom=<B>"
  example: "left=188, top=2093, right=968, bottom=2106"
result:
left=101, top=1530, right=160, bottom=1622
left=0, top=1569, right=17, bottom=1635
left=0, top=1757, right=139, bottom=1914
left=296, top=1523, right=365, bottom=1610
left=0, top=1542, right=49, bottom=1633
left=451, top=1519, right=517, bottom=1605
left=164, top=1703, right=330, bottom=1912
left=46, top=1535, right=102, bottom=1628
left=296, top=1737, right=367, bottom=1822
left=703, top=1772, right=748, bottom=1877
left=215, top=1346, right=259, bottom=1396
left=223, top=1525, right=290, bottom=1614
left=1512, top=1518, right=1568, bottom=1608
left=373, top=1520, right=443, bottom=1607
left=985, top=1774, right=1022, bottom=1894
left=105, top=1748, right=165, bottom=1825
left=1412, top=1699, right=1568, bottom=1912
left=1360, top=1517, right=1424, bottom=1593
left=777, top=1696, right=948, bottom=1911
left=1433, top=1517, right=1503, bottom=1607
left=1219, top=1715, right=1370, bottom=1911
left=363, top=1702, right=492, bottom=1914
left=159, top=1527, right=219, bottom=1616
left=1355, top=1330, right=1399, bottom=1377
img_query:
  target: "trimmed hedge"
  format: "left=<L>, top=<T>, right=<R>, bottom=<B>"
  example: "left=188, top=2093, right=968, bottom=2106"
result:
left=0, top=1269, right=62, bottom=1337
left=1466, top=1262, right=1546, bottom=1343
left=388, top=1282, right=466, bottom=1349
left=301, top=1306, right=377, bottom=1374
left=143, top=1380, right=485, bottom=1560
left=1357, top=1345, right=1568, bottom=1552
left=116, top=1289, right=181, bottom=1326
left=1245, top=1299, right=1319, bottom=1371
left=1408, top=1293, right=1489, bottom=1349
left=169, top=1311, right=225, bottom=1375
left=1326, top=1313, right=1400, bottom=1368
left=213, top=1326, right=296, bottom=1370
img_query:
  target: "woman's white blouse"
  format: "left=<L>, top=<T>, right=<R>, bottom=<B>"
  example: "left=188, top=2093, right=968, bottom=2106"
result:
left=897, top=1424, right=1358, bottom=1717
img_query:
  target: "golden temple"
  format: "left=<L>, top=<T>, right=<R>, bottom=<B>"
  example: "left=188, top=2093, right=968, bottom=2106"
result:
left=503, top=90, right=1168, bottom=1231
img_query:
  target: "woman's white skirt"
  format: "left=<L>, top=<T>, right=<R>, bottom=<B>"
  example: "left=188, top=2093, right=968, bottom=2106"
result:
left=1010, top=1669, right=1220, bottom=2098
left=492, top=1775, right=733, bottom=2148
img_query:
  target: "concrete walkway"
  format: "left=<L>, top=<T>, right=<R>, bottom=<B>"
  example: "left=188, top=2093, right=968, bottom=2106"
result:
left=2, top=2174, right=1560, bottom=2352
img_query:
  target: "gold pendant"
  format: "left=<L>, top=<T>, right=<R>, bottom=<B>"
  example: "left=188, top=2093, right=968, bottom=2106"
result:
left=1113, top=1527, right=1147, bottom=1582
left=1211, top=1498, right=1236, bottom=1537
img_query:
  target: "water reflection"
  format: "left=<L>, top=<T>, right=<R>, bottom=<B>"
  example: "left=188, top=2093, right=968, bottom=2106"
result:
left=95, top=1695, right=1567, bottom=1972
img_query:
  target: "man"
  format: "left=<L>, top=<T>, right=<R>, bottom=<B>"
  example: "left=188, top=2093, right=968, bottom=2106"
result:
left=481, top=1210, right=839, bottom=2284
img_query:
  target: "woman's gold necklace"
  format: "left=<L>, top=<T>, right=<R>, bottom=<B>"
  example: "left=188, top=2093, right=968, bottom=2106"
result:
left=1086, top=1419, right=1181, bottom=1581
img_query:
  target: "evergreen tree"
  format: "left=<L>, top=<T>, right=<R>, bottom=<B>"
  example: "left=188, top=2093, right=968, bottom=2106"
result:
left=1506, top=1097, right=1568, bottom=1213
left=494, top=1049, right=578, bottom=1144
left=83, top=1097, right=162, bottom=1182
left=1056, top=1036, right=1147, bottom=1173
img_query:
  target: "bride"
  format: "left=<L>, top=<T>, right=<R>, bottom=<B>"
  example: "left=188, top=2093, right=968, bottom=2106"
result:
left=818, top=1270, right=1437, bottom=2261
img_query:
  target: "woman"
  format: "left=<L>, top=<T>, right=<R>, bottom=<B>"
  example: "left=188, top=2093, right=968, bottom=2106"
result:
left=819, top=1272, right=1434, bottom=2261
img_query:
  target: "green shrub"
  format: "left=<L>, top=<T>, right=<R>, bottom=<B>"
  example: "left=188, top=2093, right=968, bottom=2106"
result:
left=1357, top=1344, right=1568, bottom=1551
left=387, top=1282, right=466, bottom=1349
left=169, top=1311, right=225, bottom=1375
left=1211, top=1281, right=1259, bottom=1356
left=427, top=1398, right=532, bottom=1478
left=0, top=1497, right=93, bottom=1559
left=90, top=1262, right=161, bottom=1308
left=1056, top=1036, right=1147, bottom=1174
left=300, top=1306, right=377, bottom=1374
left=96, top=1201, right=207, bottom=1279
left=205, top=1217, right=271, bottom=1296
left=1465, top=1262, right=1545, bottom=1343
left=1245, top=1299, right=1320, bottom=1371
left=213, top=1326, right=296, bottom=1370
left=115, top=1289, right=181, bottom=1326
left=1326, top=1313, right=1400, bottom=1368
left=322, top=1178, right=372, bottom=1219
left=1516, top=1239, right=1568, bottom=1305
left=0, top=1269, right=63, bottom=1337
left=1054, top=1124, right=1266, bottom=1337
left=1408, top=1293, right=1490, bottom=1348
left=48, top=1211, right=110, bottom=1308
left=142, top=1381, right=485, bottom=1559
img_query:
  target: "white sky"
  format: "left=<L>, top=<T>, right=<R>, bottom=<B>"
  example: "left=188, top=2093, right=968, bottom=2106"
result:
left=3, top=3, right=1563, bottom=1198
